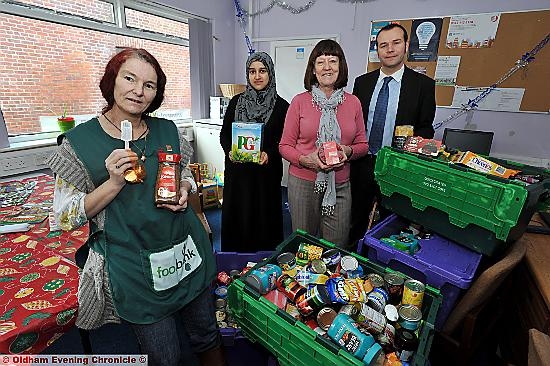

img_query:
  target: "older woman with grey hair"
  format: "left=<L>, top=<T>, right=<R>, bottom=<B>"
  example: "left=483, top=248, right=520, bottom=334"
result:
left=220, top=52, right=289, bottom=252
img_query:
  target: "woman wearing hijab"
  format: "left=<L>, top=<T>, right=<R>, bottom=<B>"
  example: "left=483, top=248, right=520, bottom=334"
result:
left=220, top=52, right=289, bottom=252
left=279, top=39, right=368, bottom=249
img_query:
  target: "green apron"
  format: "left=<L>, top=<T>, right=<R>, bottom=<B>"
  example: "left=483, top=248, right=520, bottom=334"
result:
left=65, top=117, right=215, bottom=324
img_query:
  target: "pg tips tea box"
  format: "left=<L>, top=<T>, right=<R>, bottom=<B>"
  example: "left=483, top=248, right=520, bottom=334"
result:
left=231, top=122, right=264, bottom=163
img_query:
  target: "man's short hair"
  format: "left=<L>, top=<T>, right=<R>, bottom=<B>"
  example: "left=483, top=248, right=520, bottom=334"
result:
left=376, top=23, right=409, bottom=44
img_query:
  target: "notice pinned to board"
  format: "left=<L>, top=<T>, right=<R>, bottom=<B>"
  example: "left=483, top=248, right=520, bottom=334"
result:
left=296, top=47, right=305, bottom=59
left=452, top=86, right=525, bottom=112
left=446, top=13, right=501, bottom=48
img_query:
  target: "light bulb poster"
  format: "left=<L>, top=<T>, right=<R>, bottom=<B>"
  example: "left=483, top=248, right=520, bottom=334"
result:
left=408, top=18, right=443, bottom=62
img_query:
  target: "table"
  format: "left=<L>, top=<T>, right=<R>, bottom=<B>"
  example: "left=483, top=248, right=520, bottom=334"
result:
left=0, top=174, right=88, bottom=354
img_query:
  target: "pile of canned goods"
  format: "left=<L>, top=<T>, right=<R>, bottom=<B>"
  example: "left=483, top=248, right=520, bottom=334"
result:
left=214, top=259, right=262, bottom=330
left=228, top=244, right=427, bottom=366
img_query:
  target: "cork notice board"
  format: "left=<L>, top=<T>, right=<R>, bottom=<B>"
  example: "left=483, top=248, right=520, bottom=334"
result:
left=368, top=10, right=550, bottom=112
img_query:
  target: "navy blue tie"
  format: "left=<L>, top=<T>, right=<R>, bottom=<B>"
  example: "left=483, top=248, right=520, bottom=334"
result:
left=369, top=76, right=392, bottom=154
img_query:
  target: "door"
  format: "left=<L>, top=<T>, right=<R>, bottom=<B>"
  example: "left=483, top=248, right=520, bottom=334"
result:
left=271, top=36, right=338, bottom=186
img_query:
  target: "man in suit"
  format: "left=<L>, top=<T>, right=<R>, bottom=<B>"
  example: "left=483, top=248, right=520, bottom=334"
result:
left=349, top=23, right=436, bottom=246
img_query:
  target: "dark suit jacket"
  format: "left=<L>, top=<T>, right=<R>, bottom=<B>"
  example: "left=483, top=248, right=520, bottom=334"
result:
left=352, top=66, right=436, bottom=138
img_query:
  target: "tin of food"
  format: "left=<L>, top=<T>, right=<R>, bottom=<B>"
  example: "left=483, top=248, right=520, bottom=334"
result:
left=367, top=287, right=388, bottom=313
left=398, top=304, right=422, bottom=331
left=357, top=303, right=387, bottom=335
left=366, top=273, right=384, bottom=288
left=321, top=248, right=341, bottom=272
left=338, top=303, right=361, bottom=319
left=217, top=271, right=232, bottom=286
left=340, top=255, right=363, bottom=278
left=308, top=258, right=327, bottom=274
left=244, top=264, right=283, bottom=295
left=316, top=307, right=338, bottom=331
left=384, top=273, right=405, bottom=305
left=384, top=304, right=399, bottom=323
left=296, top=284, right=331, bottom=316
left=229, top=269, right=241, bottom=279
left=296, top=242, right=324, bottom=265
left=214, top=286, right=228, bottom=299
left=377, top=323, right=396, bottom=351
left=277, top=252, right=297, bottom=276
left=395, top=327, right=419, bottom=362
left=215, top=309, right=226, bottom=322
left=215, top=298, right=227, bottom=309
left=276, top=273, right=307, bottom=303
left=401, top=279, right=425, bottom=308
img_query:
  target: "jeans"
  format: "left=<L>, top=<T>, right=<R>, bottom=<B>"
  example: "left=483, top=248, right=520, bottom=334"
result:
left=131, top=288, right=221, bottom=366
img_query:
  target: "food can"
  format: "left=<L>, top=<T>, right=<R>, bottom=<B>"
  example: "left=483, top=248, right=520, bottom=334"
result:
left=276, top=273, right=307, bottom=303
left=398, top=304, right=422, bottom=331
left=394, top=327, right=419, bottom=362
left=277, top=252, right=297, bottom=276
left=296, top=284, right=331, bottom=316
left=321, top=248, right=341, bottom=272
left=401, top=279, right=424, bottom=308
left=357, top=303, right=387, bottom=335
left=308, top=258, right=327, bottom=274
left=215, top=309, right=226, bottom=322
left=384, top=273, right=404, bottom=305
left=214, top=286, right=228, bottom=299
left=244, top=264, right=282, bottom=295
left=384, top=304, right=399, bottom=324
left=316, top=307, right=338, bottom=331
left=338, top=303, right=361, bottom=319
left=367, top=273, right=384, bottom=288
left=215, top=298, right=227, bottom=309
left=367, top=287, right=389, bottom=313
left=340, top=255, right=363, bottom=278
left=296, top=242, right=324, bottom=265
left=229, top=269, right=241, bottom=279
left=217, top=271, right=232, bottom=286
left=377, top=323, right=396, bottom=351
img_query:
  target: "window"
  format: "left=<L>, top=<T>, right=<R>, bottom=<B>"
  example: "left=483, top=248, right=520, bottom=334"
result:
left=0, top=0, right=191, bottom=142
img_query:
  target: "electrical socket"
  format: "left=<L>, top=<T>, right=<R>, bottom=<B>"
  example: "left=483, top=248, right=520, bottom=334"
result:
left=1, top=157, right=27, bottom=172
left=0, top=145, right=56, bottom=177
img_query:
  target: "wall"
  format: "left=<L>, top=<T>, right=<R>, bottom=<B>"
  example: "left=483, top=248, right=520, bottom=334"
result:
left=230, top=0, right=549, bottom=162
left=159, top=0, right=237, bottom=95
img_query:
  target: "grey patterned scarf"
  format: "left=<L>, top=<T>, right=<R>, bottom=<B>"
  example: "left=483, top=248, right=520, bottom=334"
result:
left=311, top=85, right=345, bottom=216
left=235, top=52, right=277, bottom=123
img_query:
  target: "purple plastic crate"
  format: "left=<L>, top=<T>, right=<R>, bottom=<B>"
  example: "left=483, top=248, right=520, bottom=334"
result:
left=215, top=251, right=277, bottom=366
left=358, top=214, right=482, bottom=330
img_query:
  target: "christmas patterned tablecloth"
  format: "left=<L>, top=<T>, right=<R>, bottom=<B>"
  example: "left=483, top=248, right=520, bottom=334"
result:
left=0, top=174, right=88, bottom=354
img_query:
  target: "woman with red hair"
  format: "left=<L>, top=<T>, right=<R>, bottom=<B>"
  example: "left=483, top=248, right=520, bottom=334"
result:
left=47, top=48, right=224, bottom=366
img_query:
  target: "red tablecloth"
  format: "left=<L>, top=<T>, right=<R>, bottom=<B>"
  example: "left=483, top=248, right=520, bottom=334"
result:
left=0, top=174, right=88, bottom=354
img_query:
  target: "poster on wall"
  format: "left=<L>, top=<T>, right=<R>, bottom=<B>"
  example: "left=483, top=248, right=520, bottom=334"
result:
left=408, top=18, right=443, bottom=62
left=368, top=21, right=390, bottom=63
left=435, top=56, right=461, bottom=85
left=446, top=13, right=501, bottom=48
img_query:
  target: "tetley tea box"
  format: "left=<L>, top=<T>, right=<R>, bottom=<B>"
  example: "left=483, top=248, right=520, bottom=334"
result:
left=231, top=122, right=264, bottom=163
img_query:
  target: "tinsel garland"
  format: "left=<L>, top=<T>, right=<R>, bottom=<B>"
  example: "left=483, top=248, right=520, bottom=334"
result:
left=233, top=0, right=255, bottom=54
left=434, top=33, right=549, bottom=130
left=240, top=0, right=316, bottom=17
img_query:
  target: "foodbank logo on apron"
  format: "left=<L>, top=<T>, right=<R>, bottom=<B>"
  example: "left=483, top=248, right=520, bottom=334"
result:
left=149, top=235, right=202, bottom=291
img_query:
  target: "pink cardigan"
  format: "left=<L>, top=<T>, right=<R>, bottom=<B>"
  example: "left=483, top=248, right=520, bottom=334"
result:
left=279, top=91, right=368, bottom=183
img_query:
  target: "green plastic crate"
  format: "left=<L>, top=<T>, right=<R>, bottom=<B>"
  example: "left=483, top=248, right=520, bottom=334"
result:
left=227, top=230, right=442, bottom=366
left=374, top=147, right=550, bottom=256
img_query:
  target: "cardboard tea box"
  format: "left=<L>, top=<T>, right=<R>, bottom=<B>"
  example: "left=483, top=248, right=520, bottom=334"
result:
left=231, top=122, right=264, bottom=163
